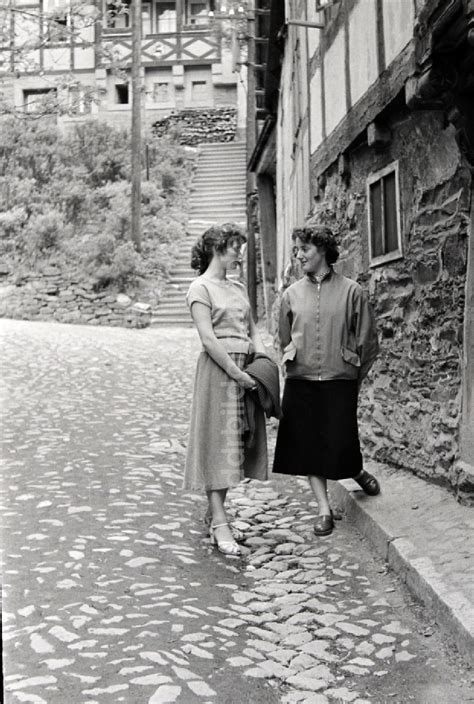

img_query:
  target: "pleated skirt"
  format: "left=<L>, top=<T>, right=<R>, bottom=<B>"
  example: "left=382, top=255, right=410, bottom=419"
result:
left=272, top=378, right=362, bottom=480
left=184, top=351, right=268, bottom=491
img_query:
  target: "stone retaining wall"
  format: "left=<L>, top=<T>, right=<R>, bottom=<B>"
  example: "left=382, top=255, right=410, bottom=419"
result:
left=0, top=267, right=152, bottom=328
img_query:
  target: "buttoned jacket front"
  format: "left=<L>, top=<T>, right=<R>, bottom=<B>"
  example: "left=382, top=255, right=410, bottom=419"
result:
left=279, top=270, right=379, bottom=382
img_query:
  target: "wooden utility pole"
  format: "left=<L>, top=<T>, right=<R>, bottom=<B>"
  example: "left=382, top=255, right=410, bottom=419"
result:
left=131, top=0, right=142, bottom=252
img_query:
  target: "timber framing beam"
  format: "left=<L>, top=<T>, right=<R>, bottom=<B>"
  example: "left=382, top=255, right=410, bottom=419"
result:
left=310, top=41, right=414, bottom=180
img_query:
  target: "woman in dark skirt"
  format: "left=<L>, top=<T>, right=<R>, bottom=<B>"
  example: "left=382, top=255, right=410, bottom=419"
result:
left=273, top=224, right=380, bottom=536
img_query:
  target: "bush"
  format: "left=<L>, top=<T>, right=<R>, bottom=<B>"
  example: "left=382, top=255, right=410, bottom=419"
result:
left=22, top=210, right=67, bottom=258
left=0, top=206, right=28, bottom=239
left=0, top=118, right=196, bottom=292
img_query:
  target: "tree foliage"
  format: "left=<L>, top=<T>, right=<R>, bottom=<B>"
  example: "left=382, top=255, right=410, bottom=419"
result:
left=0, top=117, right=196, bottom=290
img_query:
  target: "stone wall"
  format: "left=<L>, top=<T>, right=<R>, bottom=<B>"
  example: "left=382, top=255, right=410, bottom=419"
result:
left=0, top=266, right=152, bottom=328
left=309, top=108, right=471, bottom=497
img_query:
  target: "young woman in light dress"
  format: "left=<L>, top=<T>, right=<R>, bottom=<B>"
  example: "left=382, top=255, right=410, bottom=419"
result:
left=184, top=223, right=268, bottom=557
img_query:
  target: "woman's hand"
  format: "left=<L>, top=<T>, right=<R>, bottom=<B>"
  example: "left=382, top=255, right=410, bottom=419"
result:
left=237, top=372, right=257, bottom=390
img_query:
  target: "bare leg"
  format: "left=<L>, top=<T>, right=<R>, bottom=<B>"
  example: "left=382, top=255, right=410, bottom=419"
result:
left=206, top=489, right=234, bottom=543
left=308, top=475, right=331, bottom=516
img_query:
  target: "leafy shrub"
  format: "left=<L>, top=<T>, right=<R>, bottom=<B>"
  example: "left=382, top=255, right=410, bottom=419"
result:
left=67, top=121, right=130, bottom=186
left=0, top=118, right=196, bottom=292
left=22, top=210, right=67, bottom=257
left=0, top=206, right=28, bottom=239
left=59, top=180, right=94, bottom=231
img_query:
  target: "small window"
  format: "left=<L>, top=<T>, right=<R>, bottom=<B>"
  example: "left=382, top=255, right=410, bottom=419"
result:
left=106, top=1, right=131, bottom=29
left=191, top=80, right=208, bottom=101
left=23, top=88, right=58, bottom=113
left=186, top=0, right=209, bottom=26
left=115, top=84, right=129, bottom=104
left=46, top=13, right=69, bottom=42
left=155, top=1, right=177, bottom=32
left=68, top=86, right=92, bottom=115
left=367, top=161, right=402, bottom=267
left=153, top=82, right=170, bottom=102
left=142, top=3, right=152, bottom=34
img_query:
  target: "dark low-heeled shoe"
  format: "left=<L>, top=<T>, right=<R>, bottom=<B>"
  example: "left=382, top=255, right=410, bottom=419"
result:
left=314, top=515, right=334, bottom=536
left=355, top=470, right=381, bottom=496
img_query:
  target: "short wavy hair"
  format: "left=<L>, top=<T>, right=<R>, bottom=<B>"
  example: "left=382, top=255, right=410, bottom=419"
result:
left=190, top=222, right=246, bottom=275
left=292, top=224, right=339, bottom=265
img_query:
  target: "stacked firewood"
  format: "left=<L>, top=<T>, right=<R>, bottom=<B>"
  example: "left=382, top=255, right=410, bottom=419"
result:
left=152, top=107, right=237, bottom=145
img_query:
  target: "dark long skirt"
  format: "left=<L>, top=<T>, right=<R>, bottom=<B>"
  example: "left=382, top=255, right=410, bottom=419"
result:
left=272, top=378, right=362, bottom=480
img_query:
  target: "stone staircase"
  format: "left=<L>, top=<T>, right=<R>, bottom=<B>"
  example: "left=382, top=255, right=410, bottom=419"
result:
left=151, top=141, right=247, bottom=327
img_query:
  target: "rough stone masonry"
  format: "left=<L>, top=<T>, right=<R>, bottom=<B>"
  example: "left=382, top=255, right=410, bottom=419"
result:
left=309, top=109, right=471, bottom=502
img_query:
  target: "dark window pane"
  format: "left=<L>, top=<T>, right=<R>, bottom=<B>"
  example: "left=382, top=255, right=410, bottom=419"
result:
left=115, top=84, right=129, bottom=104
left=370, top=180, right=383, bottom=258
left=384, top=171, right=398, bottom=253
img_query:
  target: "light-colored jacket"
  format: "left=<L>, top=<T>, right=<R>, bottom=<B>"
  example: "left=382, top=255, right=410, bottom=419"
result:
left=279, top=270, right=379, bottom=382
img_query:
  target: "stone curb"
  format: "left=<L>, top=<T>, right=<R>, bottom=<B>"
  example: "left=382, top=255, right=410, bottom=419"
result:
left=330, top=478, right=474, bottom=664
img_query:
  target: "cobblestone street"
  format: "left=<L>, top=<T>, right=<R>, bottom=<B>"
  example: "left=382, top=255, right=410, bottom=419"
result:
left=1, top=320, right=471, bottom=704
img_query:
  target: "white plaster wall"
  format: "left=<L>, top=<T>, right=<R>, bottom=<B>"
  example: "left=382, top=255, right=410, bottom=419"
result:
left=77, top=22, right=94, bottom=45
left=348, top=0, right=378, bottom=105
left=298, top=27, right=308, bottom=116
left=276, top=98, right=285, bottom=284
left=43, top=47, right=70, bottom=71
left=302, top=130, right=311, bottom=217
left=306, top=6, right=322, bottom=59
left=236, top=65, right=247, bottom=133
left=144, top=67, right=175, bottom=108
left=309, top=67, right=323, bottom=154
left=323, top=29, right=346, bottom=134
left=383, top=0, right=415, bottom=66
left=296, top=153, right=303, bottom=225
left=74, top=46, right=95, bottom=70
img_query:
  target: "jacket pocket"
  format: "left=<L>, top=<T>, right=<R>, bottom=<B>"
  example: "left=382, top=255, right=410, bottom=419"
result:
left=282, top=341, right=297, bottom=366
left=341, top=345, right=361, bottom=368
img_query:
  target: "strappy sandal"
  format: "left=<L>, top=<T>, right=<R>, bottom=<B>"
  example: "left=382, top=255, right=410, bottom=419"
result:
left=209, top=523, right=241, bottom=558
left=355, top=470, right=381, bottom=496
left=313, top=515, right=334, bottom=536
left=204, top=514, right=244, bottom=542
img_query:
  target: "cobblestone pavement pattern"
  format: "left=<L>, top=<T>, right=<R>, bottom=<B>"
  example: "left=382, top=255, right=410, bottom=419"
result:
left=1, top=320, right=472, bottom=704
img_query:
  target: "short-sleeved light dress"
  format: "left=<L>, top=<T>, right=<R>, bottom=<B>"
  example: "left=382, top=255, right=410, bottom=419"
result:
left=184, top=275, right=268, bottom=491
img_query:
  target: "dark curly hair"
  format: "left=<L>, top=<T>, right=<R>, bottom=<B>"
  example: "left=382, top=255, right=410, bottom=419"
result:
left=190, top=222, right=247, bottom=275
left=292, top=224, right=339, bottom=265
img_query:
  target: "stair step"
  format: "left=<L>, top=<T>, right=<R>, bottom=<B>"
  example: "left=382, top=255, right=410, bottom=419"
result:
left=190, top=211, right=246, bottom=218
left=161, top=292, right=188, bottom=300
left=156, top=306, right=188, bottom=313
left=196, top=166, right=245, bottom=172
left=191, top=182, right=246, bottom=189
left=199, top=147, right=246, bottom=154
left=151, top=320, right=194, bottom=327
left=169, top=277, right=195, bottom=285
left=152, top=310, right=191, bottom=319
left=190, top=201, right=245, bottom=209
left=172, top=266, right=194, bottom=273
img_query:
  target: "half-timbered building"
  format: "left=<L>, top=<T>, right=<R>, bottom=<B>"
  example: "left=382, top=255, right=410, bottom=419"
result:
left=251, top=0, right=474, bottom=502
left=1, top=0, right=244, bottom=128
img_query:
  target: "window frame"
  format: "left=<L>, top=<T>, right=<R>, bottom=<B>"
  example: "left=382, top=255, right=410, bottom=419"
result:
left=115, top=83, right=130, bottom=104
left=367, top=160, right=403, bottom=268
left=23, top=88, right=58, bottom=113
left=154, top=0, right=177, bottom=33
left=151, top=80, right=173, bottom=104
left=190, top=78, right=209, bottom=103
left=184, top=0, right=209, bottom=28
